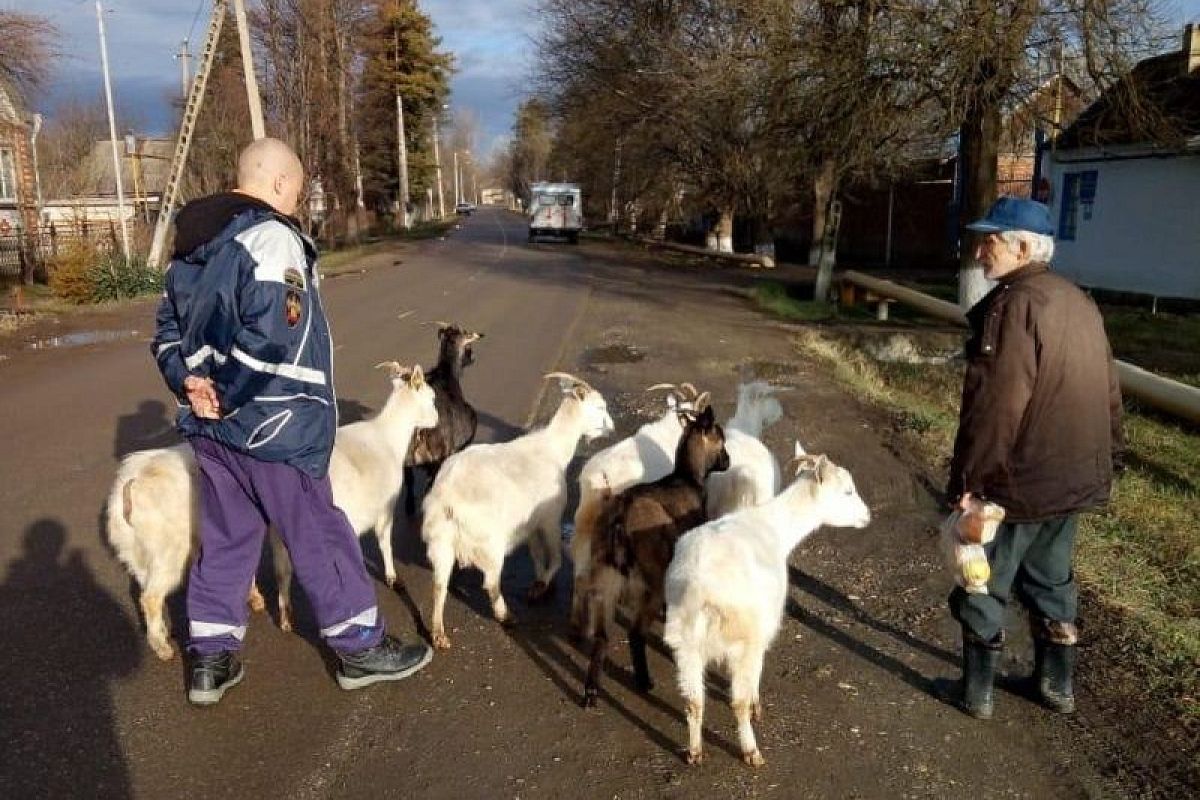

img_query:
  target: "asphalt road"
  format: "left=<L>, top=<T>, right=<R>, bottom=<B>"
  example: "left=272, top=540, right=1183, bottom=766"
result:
left=0, top=209, right=1157, bottom=799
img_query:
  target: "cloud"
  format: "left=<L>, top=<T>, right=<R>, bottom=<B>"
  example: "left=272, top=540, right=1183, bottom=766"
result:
left=31, top=0, right=538, bottom=148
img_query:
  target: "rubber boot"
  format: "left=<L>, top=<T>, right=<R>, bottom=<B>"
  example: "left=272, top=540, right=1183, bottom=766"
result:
left=960, top=635, right=1002, bottom=719
left=1033, top=639, right=1076, bottom=714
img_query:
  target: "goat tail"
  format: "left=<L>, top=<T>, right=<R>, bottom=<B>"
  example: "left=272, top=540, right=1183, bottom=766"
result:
left=420, top=500, right=461, bottom=546
left=605, top=513, right=633, bottom=577
left=663, top=598, right=711, bottom=654
left=104, top=474, right=138, bottom=551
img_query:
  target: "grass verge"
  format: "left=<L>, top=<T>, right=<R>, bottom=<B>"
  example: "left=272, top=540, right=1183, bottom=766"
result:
left=793, top=326, right=1200, bottom=722
left=749, top=282, right=837, bottom=322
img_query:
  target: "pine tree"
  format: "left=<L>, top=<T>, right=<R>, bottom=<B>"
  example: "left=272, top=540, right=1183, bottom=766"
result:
left=356, top=0, right=453, bottom=217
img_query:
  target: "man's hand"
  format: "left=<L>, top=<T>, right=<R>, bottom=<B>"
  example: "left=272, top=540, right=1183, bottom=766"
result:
left=183, top=376, right=221, bottom=420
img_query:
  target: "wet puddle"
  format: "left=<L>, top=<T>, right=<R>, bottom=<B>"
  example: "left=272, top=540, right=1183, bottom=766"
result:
left=585, top=343, right=645, bottom=365
left=26, top=329, right=144, bottom=351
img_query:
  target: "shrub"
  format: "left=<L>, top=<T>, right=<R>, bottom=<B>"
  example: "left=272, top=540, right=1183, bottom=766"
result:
left=49, top=245, right=162, bottom=304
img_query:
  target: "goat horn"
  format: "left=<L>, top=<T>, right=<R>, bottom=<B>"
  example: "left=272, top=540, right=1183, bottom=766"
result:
left=645, top=383, right=678, bottom=393
left=374, top=360, right=404, bottom=379
left=679, top=382, right=699, bottom=399
left=544, top=371, right=595, bottom=393
left=694, top=391, right=711, bottom=410
left=396, top=310, right=416, bottom=320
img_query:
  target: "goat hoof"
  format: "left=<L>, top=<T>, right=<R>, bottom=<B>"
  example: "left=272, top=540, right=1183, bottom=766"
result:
left=634, top=678, right=655, bottom=694
left=279, top=616, right=293, bottom=634
left=498, top=614, right=519, bottom=629
left=752, top=702, right=764, bottom=722
left=248, top=591, right=266, bottom=613
left=581, top=691, right=598, bottom=709
left=685, top=749, right=704, bottom=766
left=743, top=750, right=765, bottom=768
left=432, top=632, right=452, bottom=650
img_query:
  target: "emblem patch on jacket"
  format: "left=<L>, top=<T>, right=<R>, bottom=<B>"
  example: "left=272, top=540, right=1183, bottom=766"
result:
left=284, top=268, right=305, bottom=328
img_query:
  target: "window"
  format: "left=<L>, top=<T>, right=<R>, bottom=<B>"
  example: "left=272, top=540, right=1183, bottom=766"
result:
left=1058, top=170, right=1098, bottom=242
left=0, top=148, right=16, bottom=202
left=556, top=193, right=575, bottom=207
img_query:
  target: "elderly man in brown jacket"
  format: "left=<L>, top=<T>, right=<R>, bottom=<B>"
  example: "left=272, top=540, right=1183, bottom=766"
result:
left=944, top=197, right=1123, bottom=720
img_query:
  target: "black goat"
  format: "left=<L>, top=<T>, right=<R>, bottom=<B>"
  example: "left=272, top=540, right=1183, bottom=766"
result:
left=582, top=403, right=730, bottom=708
left=404, top=323, right=482, bottom=513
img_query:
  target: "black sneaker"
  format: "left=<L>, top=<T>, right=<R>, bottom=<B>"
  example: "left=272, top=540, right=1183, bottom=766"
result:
left=337, top=634, right=433, bottom=690
left=188, top=650, right=245, bottom=706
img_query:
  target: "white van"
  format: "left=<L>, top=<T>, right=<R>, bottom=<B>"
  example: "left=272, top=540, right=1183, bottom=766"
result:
left=528, top=182, right=583, bottom=244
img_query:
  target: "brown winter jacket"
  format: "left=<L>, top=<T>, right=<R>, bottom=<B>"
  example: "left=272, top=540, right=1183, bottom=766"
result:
left=947, top=262, right=1124, bottom=523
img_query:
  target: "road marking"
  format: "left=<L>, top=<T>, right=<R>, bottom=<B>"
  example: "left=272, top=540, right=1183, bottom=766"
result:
left=522, top=284, right=594, bottom=431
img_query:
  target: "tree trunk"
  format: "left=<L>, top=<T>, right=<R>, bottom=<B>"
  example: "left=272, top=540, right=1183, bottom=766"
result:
left=813, top=194, right=842, bottom=302
left=808, top=158, right=835, bottom=266
left=957, top=98, right=1001, bottom=309
left=712, top=207, right=733, bottom=253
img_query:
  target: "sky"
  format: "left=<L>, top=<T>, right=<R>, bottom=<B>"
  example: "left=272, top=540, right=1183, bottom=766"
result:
left=23, top=0, right=535, bottom=158
left=18, top=0, right=1200, bottom=157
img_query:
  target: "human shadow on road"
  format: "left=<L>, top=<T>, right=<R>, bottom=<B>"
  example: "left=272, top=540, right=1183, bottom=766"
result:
left=789, top=566, right=957, bottom=667
left=0, top=519, right=139, bottom=799
left=787, top=569, right=957, bottom=696
left=113, top=399, right=180, bottom=460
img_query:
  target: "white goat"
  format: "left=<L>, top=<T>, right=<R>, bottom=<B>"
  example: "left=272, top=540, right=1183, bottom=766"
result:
left=568, top=383, right=700, bottom=632
left=705, top=381, right=788, bottom=519
left=106, top=364, right=437, bottom=660
left=663, top=443, right=871, bottom=767
left=422, top=372, right=614, bottom=650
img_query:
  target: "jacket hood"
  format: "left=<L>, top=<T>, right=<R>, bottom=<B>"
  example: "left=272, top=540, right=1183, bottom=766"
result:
left=172, top=192, right=297, bottom=261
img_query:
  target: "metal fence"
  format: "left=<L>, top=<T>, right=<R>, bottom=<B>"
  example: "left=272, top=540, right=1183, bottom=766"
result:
left=0, top=222, right=125, bottom=280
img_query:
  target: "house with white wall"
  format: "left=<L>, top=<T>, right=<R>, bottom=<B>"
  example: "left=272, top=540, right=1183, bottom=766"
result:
left=1046, top=24, right=1200, bottom=300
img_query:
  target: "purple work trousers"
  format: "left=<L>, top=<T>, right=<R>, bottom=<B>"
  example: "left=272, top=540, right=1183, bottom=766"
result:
left=187, top=437, right=384, bottom=656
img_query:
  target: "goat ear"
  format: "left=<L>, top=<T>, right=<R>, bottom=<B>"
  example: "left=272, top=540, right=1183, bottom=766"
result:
left=410, top=364, right=425, bottom=388
left=698, top=405, right=715, bottom=426
left=813, top=454, right=830, bottom=482
left=793, top=440, right=806, bottom=458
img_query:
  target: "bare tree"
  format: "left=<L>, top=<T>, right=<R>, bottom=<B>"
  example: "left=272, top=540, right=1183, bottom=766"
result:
left=0, top=11, right=58, bottom=102
left=37, top=101, right=108, bottom=199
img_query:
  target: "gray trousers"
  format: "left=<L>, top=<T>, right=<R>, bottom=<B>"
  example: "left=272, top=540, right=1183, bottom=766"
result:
left=949, top=514, right=1079, bottom=645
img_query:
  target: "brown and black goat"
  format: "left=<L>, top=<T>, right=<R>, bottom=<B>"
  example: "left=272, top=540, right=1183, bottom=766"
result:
left=581, top=401, right=730, bottom=708
left=404, top=323, right=483, bottom=514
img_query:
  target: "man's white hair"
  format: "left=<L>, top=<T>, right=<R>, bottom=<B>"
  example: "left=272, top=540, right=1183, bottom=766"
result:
left=999, top=230, right=1055, bottom=264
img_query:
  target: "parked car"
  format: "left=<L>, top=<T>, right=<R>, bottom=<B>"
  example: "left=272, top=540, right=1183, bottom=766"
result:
left=455, top=202, right=474, bottom=216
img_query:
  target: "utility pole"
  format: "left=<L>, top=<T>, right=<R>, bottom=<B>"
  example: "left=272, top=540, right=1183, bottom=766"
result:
left=175, top=39, right=193, bottom=97
left=392, top=31, right=411, bottom=228
left=432, top=111, right=446, bottom=218
left=95, top=0, right=130, bottom=266
left=231, top=0, right=265, bottom=139
left=453, top=150, right=460, bottom=205
left=608, top=140, right=622, bottom=228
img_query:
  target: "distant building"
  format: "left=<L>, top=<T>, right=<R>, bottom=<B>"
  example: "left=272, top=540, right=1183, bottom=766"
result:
left=1046, top=24, right=1200, bottom=299
left=0, top=81, right=39, bottom=237
left=41, top=137, right=173, bottom=227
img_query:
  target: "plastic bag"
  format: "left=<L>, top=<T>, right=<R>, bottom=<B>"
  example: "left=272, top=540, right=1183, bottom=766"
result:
left=940, top=495, right=1006, bottom=594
